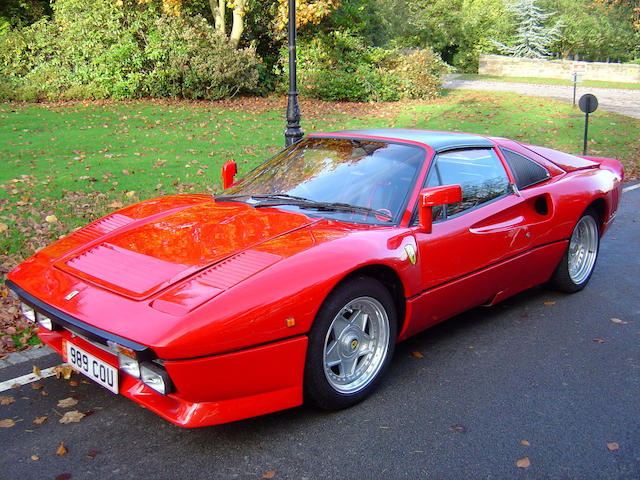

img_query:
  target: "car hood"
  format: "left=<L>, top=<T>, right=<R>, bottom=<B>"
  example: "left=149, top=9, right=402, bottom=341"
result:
left=55, top=200, right=318, bottom=299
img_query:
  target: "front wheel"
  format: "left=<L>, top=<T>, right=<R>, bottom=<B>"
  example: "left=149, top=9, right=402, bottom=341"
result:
left=304, top=276, right=397, bottom=410
left=550, top=211, right=600, bottom=293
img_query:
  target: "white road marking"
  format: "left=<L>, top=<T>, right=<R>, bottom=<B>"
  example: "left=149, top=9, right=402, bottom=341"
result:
left=622, top=183, right=640, bottom=193
left=0, top=364, right=67, bottom=392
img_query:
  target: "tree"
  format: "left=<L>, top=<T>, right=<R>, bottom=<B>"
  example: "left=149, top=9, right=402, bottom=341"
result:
left=493, top=0, right=564, bottom=58
left=210, top=0, right=246, bottom=48
left=275, top=0, right=341, bottom=31
left=548, top=0, right=639, bottom=61
left=592, top=0, right=640, bottom=29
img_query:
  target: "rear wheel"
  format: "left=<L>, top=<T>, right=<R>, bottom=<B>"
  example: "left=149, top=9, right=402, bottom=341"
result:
left=304, top=276, right=397, bottom=410
left=550, top=211, right=600, bottom=293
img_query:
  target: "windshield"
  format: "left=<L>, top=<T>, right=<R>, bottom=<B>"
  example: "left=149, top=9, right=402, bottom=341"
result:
left=220, top=137, right=425, bottom=224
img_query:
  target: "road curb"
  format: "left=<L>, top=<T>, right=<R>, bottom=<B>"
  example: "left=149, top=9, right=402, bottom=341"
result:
left=0, top=344, right=55, bottom=369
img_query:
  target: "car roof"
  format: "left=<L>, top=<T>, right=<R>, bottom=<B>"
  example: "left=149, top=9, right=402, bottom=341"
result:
left=316, top=129, right=495, bottom=153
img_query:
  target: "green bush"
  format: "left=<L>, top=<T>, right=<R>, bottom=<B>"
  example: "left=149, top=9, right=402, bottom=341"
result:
left=145, top=16, right=258, bottom=100
left=292, top=32, right=447, bottom=102
left=0, top=0, right=258, bottom=101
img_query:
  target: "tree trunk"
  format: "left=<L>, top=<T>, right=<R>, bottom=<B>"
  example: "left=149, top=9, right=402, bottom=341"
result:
left=229, top=0, right=246, bottom=49
left=212, top=0, right=226, bottom=36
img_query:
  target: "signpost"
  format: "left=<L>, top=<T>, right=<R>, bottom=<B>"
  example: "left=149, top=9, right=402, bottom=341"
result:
left=572, top=62, right=587, bottom=108
left=578, top=94, right=598, bottom=155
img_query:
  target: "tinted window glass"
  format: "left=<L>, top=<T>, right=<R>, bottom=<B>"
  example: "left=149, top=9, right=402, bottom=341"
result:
left=425, top=148, right=510, bottom=218
left=500, top=148, right=550, bottom=189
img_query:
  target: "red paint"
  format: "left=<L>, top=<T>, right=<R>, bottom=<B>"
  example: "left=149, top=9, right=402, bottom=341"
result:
left=7, top=130, right=623, bottom=427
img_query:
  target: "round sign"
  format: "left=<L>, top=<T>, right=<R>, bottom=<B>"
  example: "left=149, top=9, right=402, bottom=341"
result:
left=578, top=94, right=598, bottom=114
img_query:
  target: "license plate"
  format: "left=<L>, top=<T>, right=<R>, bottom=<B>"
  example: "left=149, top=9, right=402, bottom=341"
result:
left=64, top=339, right=119, bottom=394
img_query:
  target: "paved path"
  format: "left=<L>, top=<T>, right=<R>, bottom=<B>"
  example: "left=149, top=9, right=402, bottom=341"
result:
left=443, top=75, right=640, bottom=119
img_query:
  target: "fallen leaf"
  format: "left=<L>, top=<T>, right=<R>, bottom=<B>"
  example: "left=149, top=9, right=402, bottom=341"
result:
left=0, top=222, right=8, bottom=234
left=610, top=318, right=628, bottom=325
left=262, top=471, right=276, bottom=479
left=107, top=201, right=123, bottom=209
left=544, top=301, right=556, bottom=306
left=412, top=351, right=424, bottom=359
left=516, top=457, right=530, bottom=468
left=607, top=442, right=619, bottom=451
left=450, top=424, right=468, bottom=434
left=126, top=190, right=136, bottom=198
left=69, top=381, right=79, bottom=387
left=593, top=338, right=605, bottom=344
left=55, top=474, right=72, bottom=480
left=53, top=365, right=74, bottom=380
left=0, top=396, right=14, bottom=406
left=56, top=442, right=67, bottom=456
left=31, top=382, right=44, bottom=390
left=31, top=455, right=39, bottom=461
left=0, top=418, right=15, bottom=428
left=57, top=397, right=78, bottom=408
left=59, top=410, right=85, bottom=424
left=33, top=416, right=48, bottom=425
left=521, top=440, right=530, bottom=446
left=87, top=449, right=101, bottom=459
left=45, top=215, right=58, bottom=223
left=33, top=365, right=41, bottom=378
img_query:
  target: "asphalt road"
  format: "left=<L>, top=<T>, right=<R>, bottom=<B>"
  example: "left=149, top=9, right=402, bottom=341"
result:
left=442, top=76, right=640, bottom=119
left=1, top=186, right=639, bottom=480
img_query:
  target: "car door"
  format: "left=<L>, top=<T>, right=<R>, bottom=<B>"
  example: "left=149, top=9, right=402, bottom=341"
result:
left=405, top=147, right=540, bottom=336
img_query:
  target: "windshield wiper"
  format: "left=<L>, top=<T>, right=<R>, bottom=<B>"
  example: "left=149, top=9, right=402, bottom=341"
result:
left=216, top=194, right=392, bottom=221
left=255, top=197, right=393, bottom=221
left=215, top=193, right=310, bottom=203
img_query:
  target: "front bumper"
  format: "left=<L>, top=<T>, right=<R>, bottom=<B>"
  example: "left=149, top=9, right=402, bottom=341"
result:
left=9, top=280, right=308, bottom=428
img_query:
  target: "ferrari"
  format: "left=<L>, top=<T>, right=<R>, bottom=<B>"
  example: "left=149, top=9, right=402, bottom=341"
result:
left=6, top=129, right=623, bottom=427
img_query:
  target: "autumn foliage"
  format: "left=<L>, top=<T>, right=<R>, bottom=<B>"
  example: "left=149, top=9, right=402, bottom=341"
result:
left=276, top=0, right=341, bottom=30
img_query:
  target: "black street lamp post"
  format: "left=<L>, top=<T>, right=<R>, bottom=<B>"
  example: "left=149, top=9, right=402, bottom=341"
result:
left=284, top=0, right=304, bottom=146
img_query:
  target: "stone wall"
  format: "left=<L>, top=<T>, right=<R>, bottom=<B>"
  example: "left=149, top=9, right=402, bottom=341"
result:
left=478, top=54, right=640, bottom=83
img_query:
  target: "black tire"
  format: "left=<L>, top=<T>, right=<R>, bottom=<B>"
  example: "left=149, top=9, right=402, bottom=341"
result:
left=550, top=210, right=600, bottom=293
left=304, top=276, right=397, bottom=410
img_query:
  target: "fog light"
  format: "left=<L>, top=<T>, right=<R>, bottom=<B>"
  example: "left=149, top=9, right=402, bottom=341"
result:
left=117, top=352, right=140, bottom=379
left=20, top=303, right=36, bottom=322
left=140, top=362, right=172, bottom=395
left=37, top=313, right=54, bottom=331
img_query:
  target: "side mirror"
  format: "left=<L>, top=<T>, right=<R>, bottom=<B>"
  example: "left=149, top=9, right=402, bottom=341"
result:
left=222, top=160, right=237, bottom=189
left=418, top=184, right=462, bottom=233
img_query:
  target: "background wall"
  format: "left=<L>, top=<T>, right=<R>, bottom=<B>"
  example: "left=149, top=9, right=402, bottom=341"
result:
left=479, top=54, right=640, bottom=83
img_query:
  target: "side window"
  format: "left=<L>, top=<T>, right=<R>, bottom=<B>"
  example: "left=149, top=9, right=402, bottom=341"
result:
left=500, top=148, right=550, bottom=189
left=423, top=148, right=511, bottom=220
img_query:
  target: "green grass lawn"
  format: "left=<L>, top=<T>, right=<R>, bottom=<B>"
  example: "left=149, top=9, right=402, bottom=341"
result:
left=457, top=74, right=640, bottom=90
left=1, top=90, right=639, bottom=266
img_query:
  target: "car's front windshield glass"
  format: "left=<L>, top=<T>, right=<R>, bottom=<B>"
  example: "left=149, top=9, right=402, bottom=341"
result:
left=220, top=137, right=425, bottom=224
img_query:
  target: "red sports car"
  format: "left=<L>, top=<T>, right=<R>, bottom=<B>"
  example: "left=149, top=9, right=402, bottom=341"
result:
left=6, top=129, right=623, bottom=427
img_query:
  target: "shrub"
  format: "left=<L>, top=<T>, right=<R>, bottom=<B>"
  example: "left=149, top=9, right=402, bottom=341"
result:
left=292, top=32, right=447, bottom=102
left=145, top=16, right=258, bottom=100
left=0, top=0, right=258, bottom=101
